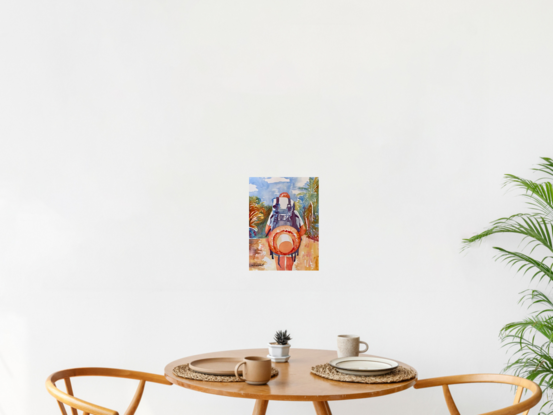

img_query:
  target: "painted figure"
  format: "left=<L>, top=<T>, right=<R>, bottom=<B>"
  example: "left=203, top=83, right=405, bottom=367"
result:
left=265, top=192, right=307, bottom=271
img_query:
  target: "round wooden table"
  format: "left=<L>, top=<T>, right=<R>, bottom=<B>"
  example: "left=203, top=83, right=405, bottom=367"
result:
left=165, top=348, right=417, bottom=415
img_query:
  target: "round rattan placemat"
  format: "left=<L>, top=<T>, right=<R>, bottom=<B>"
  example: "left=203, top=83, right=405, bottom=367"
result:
left=173, top=364, right=279, bottom=382
left=311, top=363, right=416, bottom=384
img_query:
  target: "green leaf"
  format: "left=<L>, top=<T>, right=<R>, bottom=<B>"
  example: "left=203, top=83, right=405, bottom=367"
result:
left=534, top=157, right=553, bottom=180
left=463, top=214, right=553, bottom=253
left=494, top=248, right=553, bottom=285
left=505, top=174, right=553, bottom=222
left=462, top=158, right=553, bottom=414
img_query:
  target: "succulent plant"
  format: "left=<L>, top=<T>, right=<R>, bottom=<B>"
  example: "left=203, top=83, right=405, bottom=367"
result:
left=273, top=330, right=292, bottom=345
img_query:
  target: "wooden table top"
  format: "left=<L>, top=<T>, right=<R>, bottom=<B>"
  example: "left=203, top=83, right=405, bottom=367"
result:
left=164, top=348, right=417, bottom=401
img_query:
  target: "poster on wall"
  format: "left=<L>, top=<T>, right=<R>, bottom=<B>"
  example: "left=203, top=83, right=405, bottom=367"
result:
left=249, top=177, right=319, bottom=271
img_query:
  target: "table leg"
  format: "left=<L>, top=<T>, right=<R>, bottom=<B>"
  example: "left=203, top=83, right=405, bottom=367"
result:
left=313, top=401, right=332, bottom=415
left=252, top=399, right=269, bottom=415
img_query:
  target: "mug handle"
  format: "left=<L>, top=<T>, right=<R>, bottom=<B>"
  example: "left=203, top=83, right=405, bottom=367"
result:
left=359, top=341, right=369, bottom=353
left=234, top=360, right=246, bottom=380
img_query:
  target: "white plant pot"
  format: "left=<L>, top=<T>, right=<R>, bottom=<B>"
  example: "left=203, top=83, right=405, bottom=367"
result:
left=268, top=342, right=291, bottom=358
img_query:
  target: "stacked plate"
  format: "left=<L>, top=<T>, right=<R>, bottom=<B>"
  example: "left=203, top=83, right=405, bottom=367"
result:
left=189, top=358, right=243, bottom=376
left=329, top=356, right=399, bottom=376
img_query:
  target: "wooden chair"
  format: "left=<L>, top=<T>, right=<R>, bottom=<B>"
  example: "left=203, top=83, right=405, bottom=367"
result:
left=414, top=374, right=542, bottom=415
left=46, top=368, right=172, bottom=415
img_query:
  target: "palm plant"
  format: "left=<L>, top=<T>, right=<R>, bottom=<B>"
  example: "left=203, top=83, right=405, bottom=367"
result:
left=463, top=157, right=553, bottom=414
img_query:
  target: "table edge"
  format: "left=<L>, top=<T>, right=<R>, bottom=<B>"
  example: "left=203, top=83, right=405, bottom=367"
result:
left=164, top=373, right=417, bottom=401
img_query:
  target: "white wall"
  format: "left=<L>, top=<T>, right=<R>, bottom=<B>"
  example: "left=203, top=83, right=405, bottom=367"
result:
left=1, top=1, right=553, bottom=414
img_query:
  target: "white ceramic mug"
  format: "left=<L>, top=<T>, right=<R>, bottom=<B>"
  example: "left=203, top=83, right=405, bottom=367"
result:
left=337, top=334, right=369, bottom=358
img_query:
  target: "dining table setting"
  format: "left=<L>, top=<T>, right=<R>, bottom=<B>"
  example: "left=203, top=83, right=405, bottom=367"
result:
left=164, top=332, right=418, bottom=415
left=46, top=329, right=544, bottom=415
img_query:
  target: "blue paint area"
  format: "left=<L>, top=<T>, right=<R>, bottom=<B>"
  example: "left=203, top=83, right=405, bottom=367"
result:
left=249, top=227, right=257, bottom=238
left=249, top=177, right=319, bottom=241
left=249, top=177, right=310, bottom=205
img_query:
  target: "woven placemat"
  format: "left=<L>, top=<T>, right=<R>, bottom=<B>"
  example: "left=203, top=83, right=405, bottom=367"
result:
left=311, top=363, right=416, bottom=384
left=173, top=364, right=279, bottom=382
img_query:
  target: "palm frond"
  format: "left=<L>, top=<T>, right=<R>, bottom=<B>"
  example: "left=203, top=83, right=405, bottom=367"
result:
left=463, top=158, right=553, bottom=414
left=494, top=248, right=553, bottom=285
left=501, top=315, right=553, bottom=342
left=505, top=174, right=553, bottom=222
left=501, top=314, right=553, bottom=413
left=521, top=290, right=553, bottom=315
left=534, top=157, right=553, bottom=180
left=463, top=214, right=553, bottom=253
left=499, top=289, right=553, bottom=414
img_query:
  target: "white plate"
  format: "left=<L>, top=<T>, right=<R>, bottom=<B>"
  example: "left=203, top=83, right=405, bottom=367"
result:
left=329, top=357, right=398, bottom=376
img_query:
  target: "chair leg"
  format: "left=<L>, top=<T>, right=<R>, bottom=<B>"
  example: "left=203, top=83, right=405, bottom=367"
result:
left=252, top=400, right=269, bottom=415
left=313, top=401, right=332, bottom=415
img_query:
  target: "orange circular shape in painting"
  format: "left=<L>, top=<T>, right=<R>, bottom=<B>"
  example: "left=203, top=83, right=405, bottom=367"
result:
left=279, top=241, right=294, bottom=254
left=268, top=226, right=300, bottom=256
left=275, top=233, right=294, bottom=254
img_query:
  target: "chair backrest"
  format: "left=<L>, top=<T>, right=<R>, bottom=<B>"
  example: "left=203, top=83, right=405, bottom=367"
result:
left=414, top=374, right=542, bottom=415
left=46, top=367, right=172, bottom=415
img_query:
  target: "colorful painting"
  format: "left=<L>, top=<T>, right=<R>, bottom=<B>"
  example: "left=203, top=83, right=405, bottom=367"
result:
left=249, top=177, right=319, bottom=271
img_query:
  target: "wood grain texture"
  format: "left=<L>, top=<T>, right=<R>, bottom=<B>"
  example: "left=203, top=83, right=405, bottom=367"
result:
left=313, top=401, right=333, bottom=415
left=57, top=401, right=68, bottom=415
left=63, top=378, right=79, bottom=415
left=513, top=386, right=524, bottom=405
left=165, top=348, right=417, bottom=401
left=313, top=401, right=328, bottom=415
left=514, top=386, right=531, bottom=415
left=442, top=385, right=461, bottom=415
left=252, top=400, right=269, bottom=415
left=123, top=380, right=145, bottom=415
left=415, top=374, right=542, bottom=415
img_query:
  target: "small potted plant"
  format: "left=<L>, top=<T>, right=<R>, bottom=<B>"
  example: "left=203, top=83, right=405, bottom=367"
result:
left=268, top=330, right=292, bottom=362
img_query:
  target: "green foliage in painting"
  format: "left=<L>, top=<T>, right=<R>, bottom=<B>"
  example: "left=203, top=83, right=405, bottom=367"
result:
left=249, top=178, right=319, bottom=240
left=249, top=196, right=272, bottom=239
left=296, top=177, right=319, bottom=241
left=463, top=157, right=553, bottom=415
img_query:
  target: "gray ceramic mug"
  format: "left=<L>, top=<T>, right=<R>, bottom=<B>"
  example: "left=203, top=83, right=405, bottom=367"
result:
left=337, top=334, right=369, bottom=358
